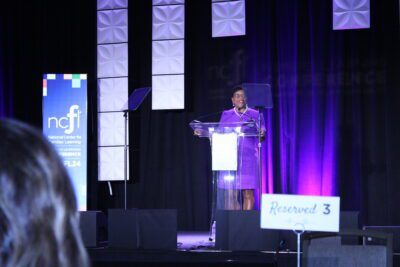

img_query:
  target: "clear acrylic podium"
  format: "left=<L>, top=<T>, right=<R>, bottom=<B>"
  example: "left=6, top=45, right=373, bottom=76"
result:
left=190, top=120, right=262, bottom=239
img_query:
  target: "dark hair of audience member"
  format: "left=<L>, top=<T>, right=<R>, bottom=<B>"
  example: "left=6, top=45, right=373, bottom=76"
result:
left=0, top=119, right=89, bottom=267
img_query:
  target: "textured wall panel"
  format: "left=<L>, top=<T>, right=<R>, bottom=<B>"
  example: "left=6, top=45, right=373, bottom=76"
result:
left=333, top=0, right=370, bottom=30
left=97, top=0, right=128, bottom=10
left=152, top=0, right=185, bottom=110
left=212, top=1, right=246, bottom=37
left=152, top=40, right=184, bottom=74
left=98, top=112, right=126, bottom=146
left=152, top=75, right=184, bottom=110
left=98, top=9, right=128, bottom=44
left=98, top=146, right=128, bottom=181
left=153, top=5, right=184, bottom=40
left=97, top=1, right=129, bottom=181
left=98, top=78, right=128, bottom=112
left=153, top=0, right=185, bottom=5
left=97, top=43, right=128, bottom=78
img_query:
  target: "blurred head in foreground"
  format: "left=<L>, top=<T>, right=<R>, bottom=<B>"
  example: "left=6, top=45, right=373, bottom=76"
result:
left=0, top=119, right=88, bottom=267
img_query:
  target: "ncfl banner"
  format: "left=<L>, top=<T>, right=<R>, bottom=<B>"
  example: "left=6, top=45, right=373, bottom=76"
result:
left=42, top=74, right=87, bottom=211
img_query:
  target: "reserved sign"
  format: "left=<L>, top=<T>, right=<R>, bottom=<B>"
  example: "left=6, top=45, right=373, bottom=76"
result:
left=260, top=194, right=340, bottom=232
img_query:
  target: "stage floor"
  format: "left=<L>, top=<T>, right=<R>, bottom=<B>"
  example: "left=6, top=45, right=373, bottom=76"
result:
left=89, top=231, right=400, bottom=267
left=177, top=231, right=215, bottom=250
left=89, top=231, right=297, bottom=267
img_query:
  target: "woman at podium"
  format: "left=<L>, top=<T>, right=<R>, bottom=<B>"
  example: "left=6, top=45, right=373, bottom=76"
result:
left=218, top=86, right=266, bottom=210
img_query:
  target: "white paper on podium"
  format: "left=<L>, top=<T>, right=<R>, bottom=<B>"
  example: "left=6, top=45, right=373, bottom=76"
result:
left=211, top=132, right=237, bottom=171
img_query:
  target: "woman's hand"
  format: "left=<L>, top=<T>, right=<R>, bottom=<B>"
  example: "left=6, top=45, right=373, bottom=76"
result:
left=260, top=129, right=266, bottom=142
left=194, top=129, right=202, bottom=136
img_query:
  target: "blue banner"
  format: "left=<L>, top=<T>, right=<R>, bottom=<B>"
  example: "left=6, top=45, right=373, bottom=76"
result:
left=42, top=74, right=87, bottom=211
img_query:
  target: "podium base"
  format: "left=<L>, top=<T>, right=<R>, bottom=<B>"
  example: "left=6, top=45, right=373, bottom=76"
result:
left=215, top=210, right=279, bottom=251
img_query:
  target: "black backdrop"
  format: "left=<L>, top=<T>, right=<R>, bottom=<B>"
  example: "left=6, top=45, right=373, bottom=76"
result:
left=1, top=0, right=400, bottom=230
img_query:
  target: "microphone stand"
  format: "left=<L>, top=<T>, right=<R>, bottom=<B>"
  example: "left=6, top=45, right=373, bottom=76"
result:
left=256, top=106, right=263, bottom=204
left=123, top=109, right=129, bottom=210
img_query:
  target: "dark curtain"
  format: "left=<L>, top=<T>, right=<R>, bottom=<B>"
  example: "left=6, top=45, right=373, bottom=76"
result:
left=0, top=0, right=98, bottom=207
left=0, top=7, right=13, bottom=117
left=1, top=0, right=399, bottom=230
left=0, top=1, right=96, bottom=124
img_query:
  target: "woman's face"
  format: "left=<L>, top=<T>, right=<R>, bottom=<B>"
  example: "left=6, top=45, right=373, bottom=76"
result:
left=232, top=89, right=246, bottom=109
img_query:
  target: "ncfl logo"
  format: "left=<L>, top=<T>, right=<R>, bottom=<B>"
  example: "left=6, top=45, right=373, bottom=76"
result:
left=48, top=105, right=81, bottom=134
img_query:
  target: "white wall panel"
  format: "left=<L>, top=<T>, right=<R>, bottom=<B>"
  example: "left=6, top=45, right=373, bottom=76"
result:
left=98, top=9, right=128, bottom=44
left=97, top=0, right=128, bottom=10
left=333, top=0, right=370, bottom=30
left=98, top=146, right=128, bottom=181
left=152, top=40, right=184, bottom=74
left=97, top=43, right=128, bottom=78
left=98, top=78, right=128, bottom=112
left=153, top=0, right=185, bottom=6
left=212, top=0, right=246, bottom=37
left=98, top=112, right=126, bottom=146
left=153, top=5, right=185, bottom=40
left=152, top=75, right=184, bottom=110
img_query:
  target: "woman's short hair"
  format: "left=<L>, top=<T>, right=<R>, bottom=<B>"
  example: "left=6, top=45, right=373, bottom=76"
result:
left=231, top=85, right=245, bottom=97
left=0, top=119, right=89, bottom=267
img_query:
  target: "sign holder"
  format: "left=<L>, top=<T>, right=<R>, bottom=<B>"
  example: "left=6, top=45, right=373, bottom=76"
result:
left=293, top=223, right=305, bottom=267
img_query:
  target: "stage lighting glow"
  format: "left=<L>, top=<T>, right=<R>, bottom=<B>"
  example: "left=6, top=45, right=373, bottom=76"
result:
left=224, top=175, right=235, bottom=181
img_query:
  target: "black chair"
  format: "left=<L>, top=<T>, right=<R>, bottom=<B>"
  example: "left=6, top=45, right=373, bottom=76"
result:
left=302, top=229, right=393, bottom=267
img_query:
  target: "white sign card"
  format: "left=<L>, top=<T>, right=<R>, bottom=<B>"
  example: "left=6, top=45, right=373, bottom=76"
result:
left=211, top=132, right=238, bottom=171
left=260, top=194, right=340, bottom=232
